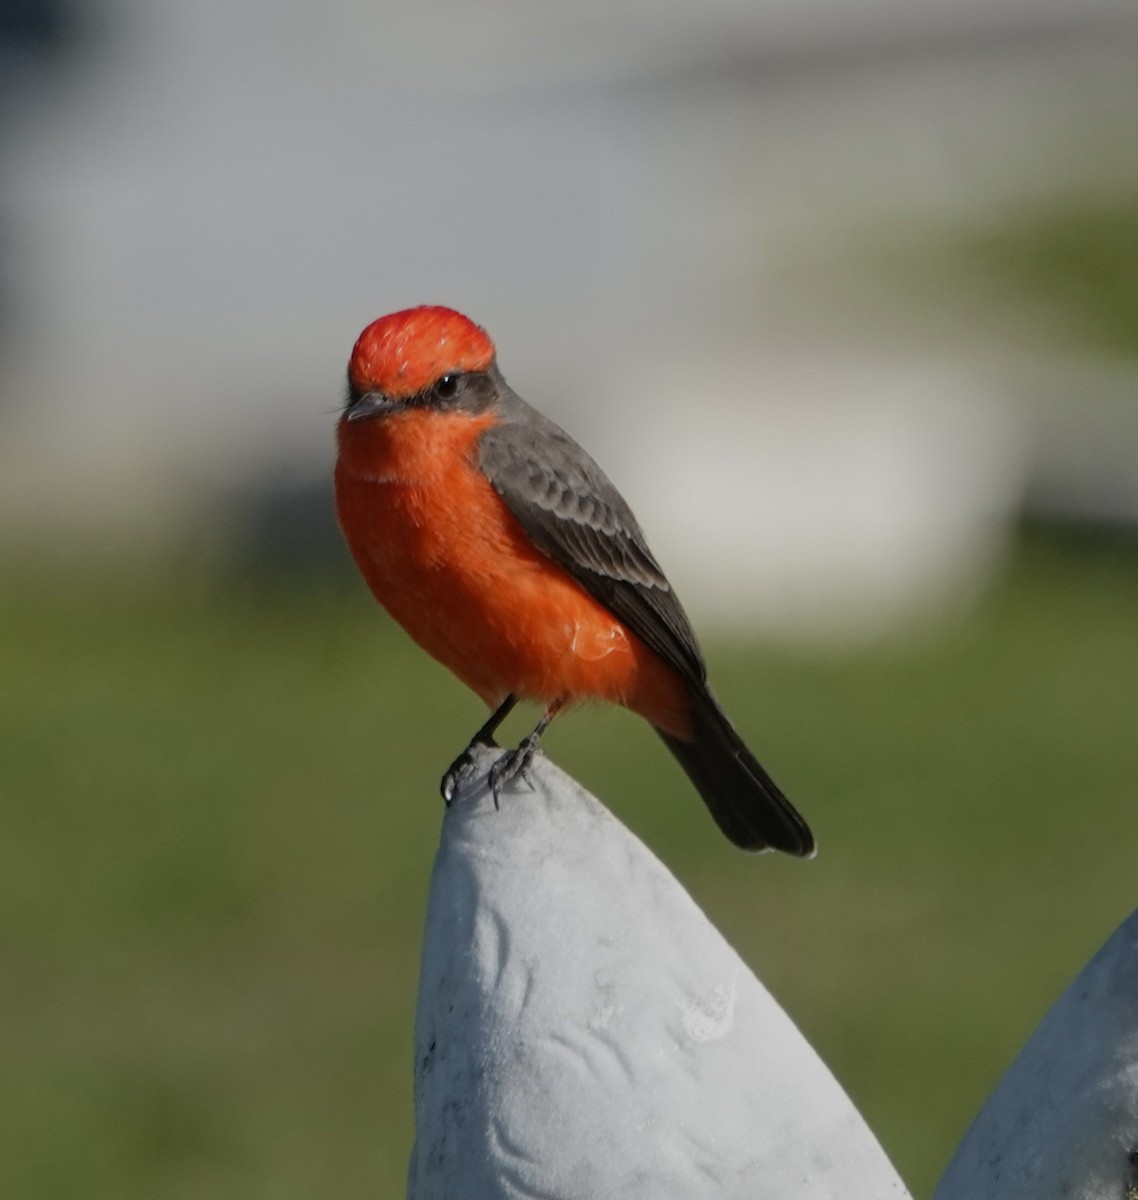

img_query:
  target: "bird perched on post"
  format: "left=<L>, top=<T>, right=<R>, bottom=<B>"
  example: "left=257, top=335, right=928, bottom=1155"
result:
left=334, top=305, right=814, bottom=856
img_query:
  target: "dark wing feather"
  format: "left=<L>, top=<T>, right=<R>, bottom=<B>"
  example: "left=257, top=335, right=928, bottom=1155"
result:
left=477, top=388, right=706, bottom=687
left=478, top=382, right=815, bottom=857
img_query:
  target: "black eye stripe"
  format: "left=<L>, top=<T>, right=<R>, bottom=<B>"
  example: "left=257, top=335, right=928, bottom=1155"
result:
left=407, top=368, right=497, bottom=414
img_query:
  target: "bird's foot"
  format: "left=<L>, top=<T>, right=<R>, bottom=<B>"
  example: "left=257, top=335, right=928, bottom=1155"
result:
left=487, top=735, right=543, bottom=808
left=440, top=736, right=497, bottom=807
left=441, top=694, right=521, bottom=806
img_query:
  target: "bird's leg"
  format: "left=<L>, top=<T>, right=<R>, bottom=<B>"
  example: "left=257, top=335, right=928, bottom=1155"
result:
left=441, top=694, right=518, bottom=805
left=487, top=699, right=564, bottom=805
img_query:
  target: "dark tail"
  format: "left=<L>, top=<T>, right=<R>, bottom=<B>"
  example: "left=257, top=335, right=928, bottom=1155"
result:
left=656, top=688, right=815, bottom=857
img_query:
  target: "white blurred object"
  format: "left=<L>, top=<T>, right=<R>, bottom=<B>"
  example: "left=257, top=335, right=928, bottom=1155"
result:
left=935, top=906, right=1138, bottom=1200
left=595, top=354, right=1027, bottom=639
left=409, top=746, right=911, bottom=1199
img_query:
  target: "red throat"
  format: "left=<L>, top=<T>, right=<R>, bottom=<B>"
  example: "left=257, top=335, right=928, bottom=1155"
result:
left=348, top=306, right=496, bottom=398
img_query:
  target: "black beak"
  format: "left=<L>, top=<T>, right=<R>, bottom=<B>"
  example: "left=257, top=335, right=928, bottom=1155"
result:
left=346, top=391, right=397, bottom=422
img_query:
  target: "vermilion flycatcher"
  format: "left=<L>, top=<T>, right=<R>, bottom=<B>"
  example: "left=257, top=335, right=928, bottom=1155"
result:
left=334, top=306, right=814, bottom=855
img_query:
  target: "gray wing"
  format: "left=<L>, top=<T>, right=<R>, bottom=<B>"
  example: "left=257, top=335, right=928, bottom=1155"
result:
left=477, top=390, right=706, bottom=687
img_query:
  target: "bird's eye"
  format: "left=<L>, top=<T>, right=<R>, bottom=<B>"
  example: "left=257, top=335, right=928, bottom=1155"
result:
left=434, top=375, right=460, bottom=401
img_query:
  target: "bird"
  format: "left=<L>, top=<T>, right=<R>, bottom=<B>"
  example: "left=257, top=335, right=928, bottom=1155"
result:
left=334, top=305, right=814, bottom=856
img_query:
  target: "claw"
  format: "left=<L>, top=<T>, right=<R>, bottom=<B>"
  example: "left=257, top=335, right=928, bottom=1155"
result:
left=440, top=694, right=520, bottom=805
left=487, top=735, right=542, bottom=803
left=441, top=749, right=481, bottom=806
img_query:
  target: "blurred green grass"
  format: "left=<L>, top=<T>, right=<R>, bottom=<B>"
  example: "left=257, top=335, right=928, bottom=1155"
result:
left=953, top=193, right=1138, bottom=361
left=2, top=532, right=1137, bottom=1199
left=817, top=185, right=1138, bottom=365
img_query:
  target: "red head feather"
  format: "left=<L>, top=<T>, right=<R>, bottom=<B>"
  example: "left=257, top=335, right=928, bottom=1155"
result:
left=348, top=306, right=496, bottom=399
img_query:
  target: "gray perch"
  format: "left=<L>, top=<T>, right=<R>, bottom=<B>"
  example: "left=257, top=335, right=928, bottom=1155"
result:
left=408, top=747, right=910, bottom=1200
left=935, top=905, right=1138, bottom=1200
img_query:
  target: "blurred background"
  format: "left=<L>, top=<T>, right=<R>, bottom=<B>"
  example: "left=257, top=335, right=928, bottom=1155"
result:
left=2, top=0, right=1137, bottom=1195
